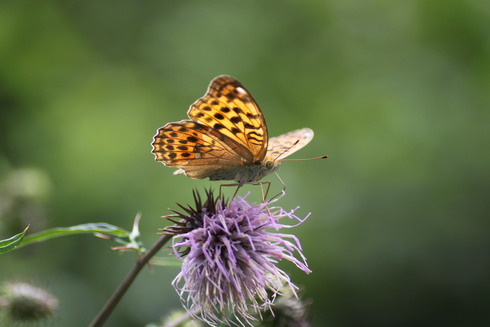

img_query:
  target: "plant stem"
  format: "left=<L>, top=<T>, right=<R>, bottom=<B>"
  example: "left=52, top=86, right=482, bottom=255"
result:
left=88, top=233, right=173, bottom=327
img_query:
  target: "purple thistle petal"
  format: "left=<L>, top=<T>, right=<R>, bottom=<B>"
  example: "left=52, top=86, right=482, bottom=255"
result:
left=170, top=192, right=311, bottom=326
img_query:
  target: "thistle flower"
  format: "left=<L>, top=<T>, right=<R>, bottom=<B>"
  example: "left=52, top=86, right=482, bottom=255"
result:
left=164, top=190, right=311, bottom=326
left=0, top=281, right=58, bottom=324
left=261, top=287, right=311, bottom=327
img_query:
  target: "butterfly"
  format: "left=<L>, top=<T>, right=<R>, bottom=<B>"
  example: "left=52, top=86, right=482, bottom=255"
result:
left=152, top=75, right=319, bottom=186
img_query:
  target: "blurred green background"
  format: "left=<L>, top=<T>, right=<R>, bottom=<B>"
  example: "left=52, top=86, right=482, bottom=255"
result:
left=1, top=0, right=489, bottom=326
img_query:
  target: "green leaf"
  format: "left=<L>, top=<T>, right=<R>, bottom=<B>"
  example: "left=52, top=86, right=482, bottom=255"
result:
left=109, top=213, right=145, bottom=253
left=17, top=223, right=145, bottom=252
left=0, top=226, right=29, bottom=254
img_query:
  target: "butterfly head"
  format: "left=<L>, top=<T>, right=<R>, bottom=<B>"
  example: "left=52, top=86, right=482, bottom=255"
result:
left=255, top=158, right=281, bottom=179
left=264, top=160, right=276, bottom=171
left=232, top=159, right=280, bottom=185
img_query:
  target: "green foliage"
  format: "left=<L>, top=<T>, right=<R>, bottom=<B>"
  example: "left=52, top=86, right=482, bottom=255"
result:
left=19, top=222, right=145, bottom=253
left=0, top=227, right=28, bottom=254
left=1, top=221, right=145, bottom=254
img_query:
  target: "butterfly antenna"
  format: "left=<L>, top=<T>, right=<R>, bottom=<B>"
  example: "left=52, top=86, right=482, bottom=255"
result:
left=281, top=155, right=328, bottom=161
left=274, top=139, right=301, bottom=162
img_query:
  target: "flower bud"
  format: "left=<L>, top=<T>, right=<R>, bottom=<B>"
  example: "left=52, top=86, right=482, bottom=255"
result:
left=0, top=281, right=58, bottom=324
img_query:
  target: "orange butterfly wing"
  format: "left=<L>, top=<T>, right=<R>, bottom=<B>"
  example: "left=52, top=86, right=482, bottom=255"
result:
left=152, top=120, right=251, bottom=180
left=187, top=75, right=268, bottom=163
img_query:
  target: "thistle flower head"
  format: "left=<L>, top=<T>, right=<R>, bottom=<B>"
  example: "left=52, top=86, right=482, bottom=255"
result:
left=261, top=287, right=311, bottom=327
left=165, top=190, right=311, bottom=326
left=0, top=281, right=58, bottom=324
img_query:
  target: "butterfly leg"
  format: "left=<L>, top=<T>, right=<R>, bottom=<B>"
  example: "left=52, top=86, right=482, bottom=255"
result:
left=260, top=181, right=271, bottom=202
left=246, top=181, right=271, bottom=202
left=232, top=185, right=242, bottom=199
left=219, top=183, right=242, bottom=200
left=269, top=187, right=286, bottom=202
left=262, top=172, right=286, bottom=201
left=262, top=181, right=286, bottom=202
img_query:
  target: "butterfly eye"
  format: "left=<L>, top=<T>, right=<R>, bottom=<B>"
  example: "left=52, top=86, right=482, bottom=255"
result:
left=265, top=161, right=274, bottom=170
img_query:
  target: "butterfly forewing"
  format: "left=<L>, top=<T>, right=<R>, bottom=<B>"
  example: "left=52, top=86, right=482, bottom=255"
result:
left=187, top=75, right=268, bottom=163
left=266, top=128, right=314, bottom=161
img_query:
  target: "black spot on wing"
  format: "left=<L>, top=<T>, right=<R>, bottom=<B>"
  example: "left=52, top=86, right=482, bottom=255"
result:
left=225, top=92, right=236, bottom=101
left=246, top=113, right=260, bottom=119
left=230, top=116, right=241, bottom=124
left=244, top=122, right=259, bottom=130
left=214, top=113, right=225, bottom=120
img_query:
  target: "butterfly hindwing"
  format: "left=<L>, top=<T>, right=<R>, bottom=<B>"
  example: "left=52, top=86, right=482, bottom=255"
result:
left=152, top=120, right=251, bottom=179
left=187, top=75, right=268, bottom=163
